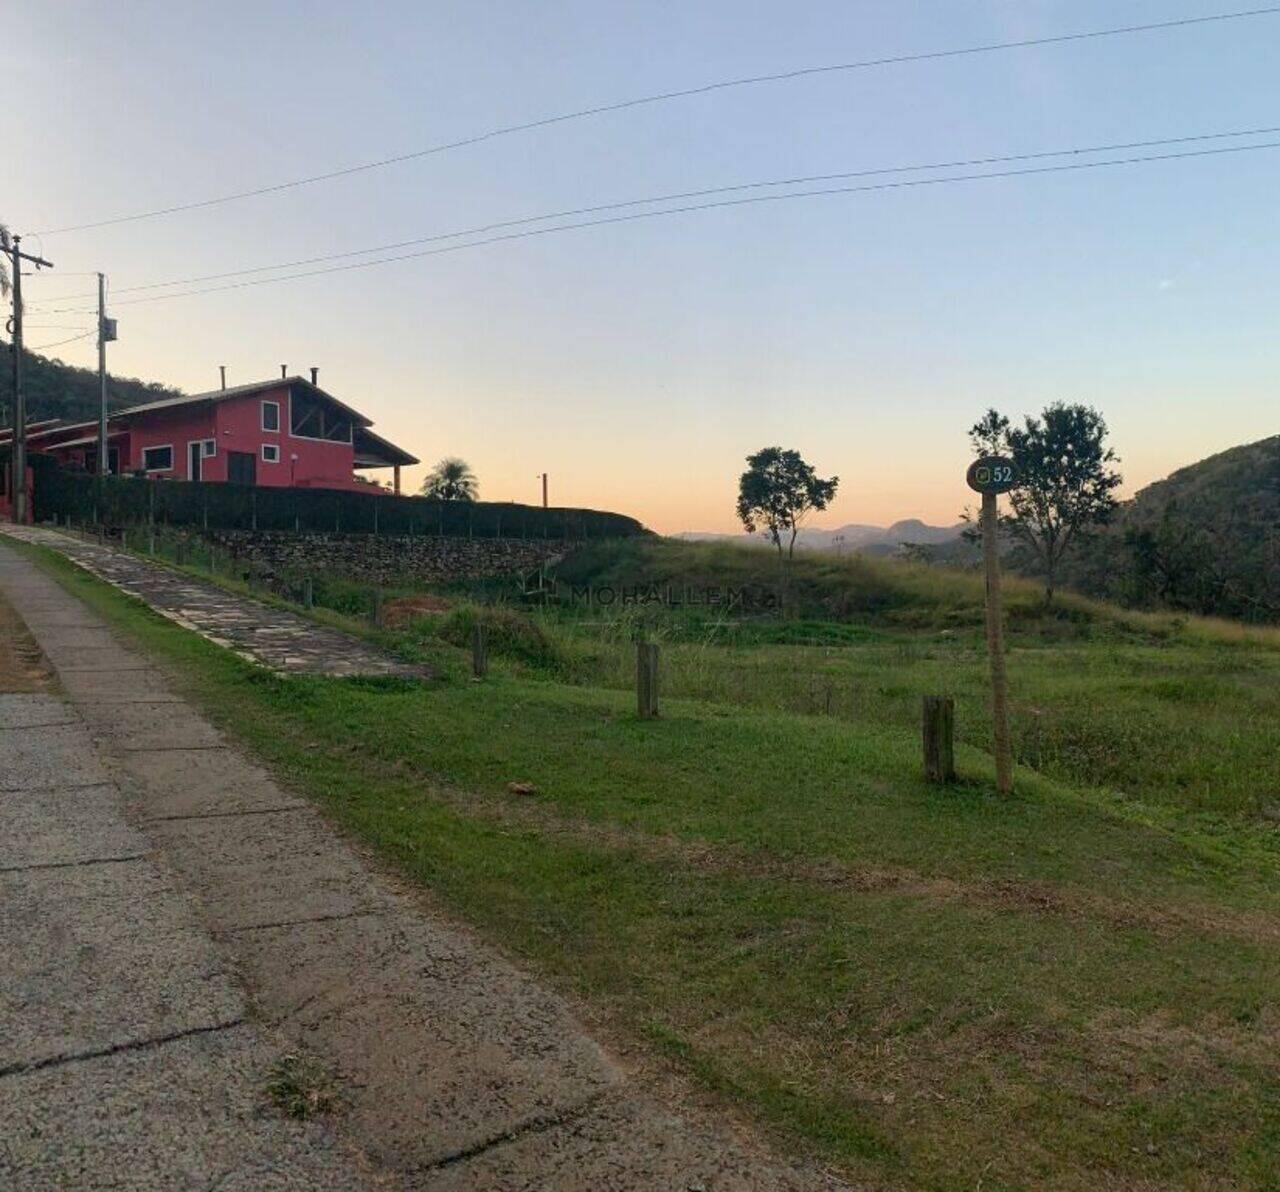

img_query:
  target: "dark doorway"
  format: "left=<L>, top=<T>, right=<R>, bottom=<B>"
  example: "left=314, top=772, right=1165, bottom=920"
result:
left=189, top=442, right=202, bottom=482
left=227, top=451, right=256, bottom=486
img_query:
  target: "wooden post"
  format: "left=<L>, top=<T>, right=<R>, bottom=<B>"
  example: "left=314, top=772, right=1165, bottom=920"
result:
left=922, top=695, right=956, bottom=783
left=981, top=491, right=1013, bottom=794
left=303, top=577, right=313, bottom=609
left=371, top=589, right=382, bottom=627
left=636, top=641, right=659, bottom=719
left=148, top=529, right=156, bottom=556
left=472, top=623, right=488, bottom=679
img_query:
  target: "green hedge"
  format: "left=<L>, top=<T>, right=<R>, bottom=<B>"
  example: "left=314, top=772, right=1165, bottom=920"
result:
left=32, top=468, right=644, bottom=541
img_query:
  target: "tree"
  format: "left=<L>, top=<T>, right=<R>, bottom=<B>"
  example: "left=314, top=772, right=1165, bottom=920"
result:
left=736, top=447, right=838, bottom=558
left=0, top=224, right=10, bottom=301
left=419, top=456, right=478, bottom=501
left=968, top=403, right=1121, bottom=605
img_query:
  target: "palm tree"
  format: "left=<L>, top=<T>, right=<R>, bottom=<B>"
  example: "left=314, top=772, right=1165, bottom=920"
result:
left=419, top=456, right=478, bottom=501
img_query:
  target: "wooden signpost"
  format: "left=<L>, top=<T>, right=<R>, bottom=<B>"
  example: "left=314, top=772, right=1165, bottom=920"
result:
left=966, top=455, right=1020, bottom=795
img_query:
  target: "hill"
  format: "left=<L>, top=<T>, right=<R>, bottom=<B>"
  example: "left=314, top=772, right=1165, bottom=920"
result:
left=1063, top=434, right=1280, bottom=620
left=551, top=534, right=1278, bottom=645
left=0, top=345, right=183, bottom=427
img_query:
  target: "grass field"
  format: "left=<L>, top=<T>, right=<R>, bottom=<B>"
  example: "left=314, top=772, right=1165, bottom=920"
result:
left=21, top=537, right=1280, bottom=1189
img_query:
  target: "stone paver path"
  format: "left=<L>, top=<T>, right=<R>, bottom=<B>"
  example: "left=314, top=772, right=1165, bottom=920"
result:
left=0, top=540, right=837, bottom=1188
left=1, top=524, right=419, bottom=679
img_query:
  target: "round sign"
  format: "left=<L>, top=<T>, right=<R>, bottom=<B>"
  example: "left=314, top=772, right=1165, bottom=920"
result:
left=966, top=455, right=1019, bottom=495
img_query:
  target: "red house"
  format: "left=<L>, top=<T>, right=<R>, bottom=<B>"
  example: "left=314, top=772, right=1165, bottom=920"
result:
left=4, top=373, right=417, bottom=501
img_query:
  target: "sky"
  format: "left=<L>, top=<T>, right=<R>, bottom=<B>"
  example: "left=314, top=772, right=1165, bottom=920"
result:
left=8, top=0, right=1279, bottom=533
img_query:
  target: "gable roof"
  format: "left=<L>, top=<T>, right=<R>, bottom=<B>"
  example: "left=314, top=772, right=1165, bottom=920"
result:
left=116, top=376, right=373, bottom=427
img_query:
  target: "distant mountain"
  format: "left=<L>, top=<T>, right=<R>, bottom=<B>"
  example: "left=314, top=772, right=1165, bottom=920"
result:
left=0, top=346, right=183, bottom=428
left=677, top=519, right=965, bottom=554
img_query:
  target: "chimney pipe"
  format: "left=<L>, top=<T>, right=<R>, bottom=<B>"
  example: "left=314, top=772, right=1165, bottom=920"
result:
left=219, top=365, right=226, bottom=391
left=280, top=364, right=287, bottom=379
left=310, top=367, right=318, bottom=386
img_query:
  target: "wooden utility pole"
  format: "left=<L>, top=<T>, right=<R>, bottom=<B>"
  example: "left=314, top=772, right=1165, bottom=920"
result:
left=980, top=491, right=1012, bottom=793
left=97, top=273, right=113, bottom=475
left=967, top=455, right=1019, bottom=795
left=541, top=472, right=548, bottom=509
left=7, top=235, right=54, bottom=524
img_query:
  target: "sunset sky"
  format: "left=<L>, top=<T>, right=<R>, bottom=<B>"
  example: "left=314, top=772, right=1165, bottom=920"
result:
left=10, top=1, right=1279, bottom=533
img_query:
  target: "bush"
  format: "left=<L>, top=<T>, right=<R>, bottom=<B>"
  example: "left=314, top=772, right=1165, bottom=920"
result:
left=435, top=604, right=561, bottom=669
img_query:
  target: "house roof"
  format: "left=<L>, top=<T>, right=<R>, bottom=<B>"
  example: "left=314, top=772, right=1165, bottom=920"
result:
left=30, top=430, right=129, bottom=451
left=0, top=418, right=66, bottom=443
left=116, top=377, right=374, bottom=427
left=354, top=425, right=419, bottom=468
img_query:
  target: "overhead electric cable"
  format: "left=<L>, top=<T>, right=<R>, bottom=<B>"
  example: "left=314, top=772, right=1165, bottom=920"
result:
left=36, top=5, right=1280, bottom=235
left=75, top=137, right=1280, bottom=309
left=28, top=329, right=95, bottom=351
left=92, top=124, right=1280, bottom=297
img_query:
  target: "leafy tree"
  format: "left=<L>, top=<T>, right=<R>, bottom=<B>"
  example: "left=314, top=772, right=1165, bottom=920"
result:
left=736, top=447, right=838, bottom=559
left=969, top=403, right=1121, bottom=605
left=419, top=456, right=478, bottom=501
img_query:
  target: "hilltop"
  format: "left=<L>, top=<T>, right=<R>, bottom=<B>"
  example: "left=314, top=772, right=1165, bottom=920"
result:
left=0, top=346, right=183, bottom=426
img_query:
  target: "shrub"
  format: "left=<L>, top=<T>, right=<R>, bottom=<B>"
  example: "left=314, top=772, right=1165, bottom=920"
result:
left=435, top=604, right=561, bottom=669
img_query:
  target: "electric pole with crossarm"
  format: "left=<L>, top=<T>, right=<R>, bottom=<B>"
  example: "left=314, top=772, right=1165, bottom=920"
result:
left=97, top=273, right=117, bottom=475
left=6, top=235, right=54, bottom=524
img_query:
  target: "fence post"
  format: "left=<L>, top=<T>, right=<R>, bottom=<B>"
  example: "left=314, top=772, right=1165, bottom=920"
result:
left=472, top=623, right=488, bottom=679
left=371, top=589, right=382, bottom=628
left=303, top=577, right=313, bottom=609
left=636, top=641, right=659, bottom=719
left=148, top=529, right=156, bottom=556
left=251, top=491, right=258, bottom=532
left=922, top=696, right=956, bottom=784
left=202, top=488, right=209, bottom=531
left=373, top=499, right=379, bottom=536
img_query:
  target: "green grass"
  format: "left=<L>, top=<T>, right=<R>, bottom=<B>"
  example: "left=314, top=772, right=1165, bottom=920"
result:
left=20, top=541, right=1280, bottom=1189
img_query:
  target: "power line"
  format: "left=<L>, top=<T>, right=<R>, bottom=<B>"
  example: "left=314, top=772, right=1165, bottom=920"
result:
left=37, top=5, right=1280, bottom=236
left=79, top=137, right=1280, bottom=309
left=28, top=329, right=94, bottom=352
left=94, top=124, right=1280, bottom=298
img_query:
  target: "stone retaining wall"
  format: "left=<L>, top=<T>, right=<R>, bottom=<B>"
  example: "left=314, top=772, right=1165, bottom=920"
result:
left=200, top=530, right=568, bottom=585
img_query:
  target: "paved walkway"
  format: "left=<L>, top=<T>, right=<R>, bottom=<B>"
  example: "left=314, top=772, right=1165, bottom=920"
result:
left=1, top=524, right=419, bottom=679
left=0, top=542, right=835, bottom=1189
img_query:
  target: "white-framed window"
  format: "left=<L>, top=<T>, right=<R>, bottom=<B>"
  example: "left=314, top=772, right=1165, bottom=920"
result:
left=261, top=400, right=280, bottom=432
left=261, top=443, right=280, bottom=463
left=201, top=439, right=217, bottom=458
left=141, top=444, right=173, bottom=472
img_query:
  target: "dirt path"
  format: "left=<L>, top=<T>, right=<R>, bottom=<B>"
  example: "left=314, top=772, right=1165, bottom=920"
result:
left=0, top=540, right=837, bottom=1189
